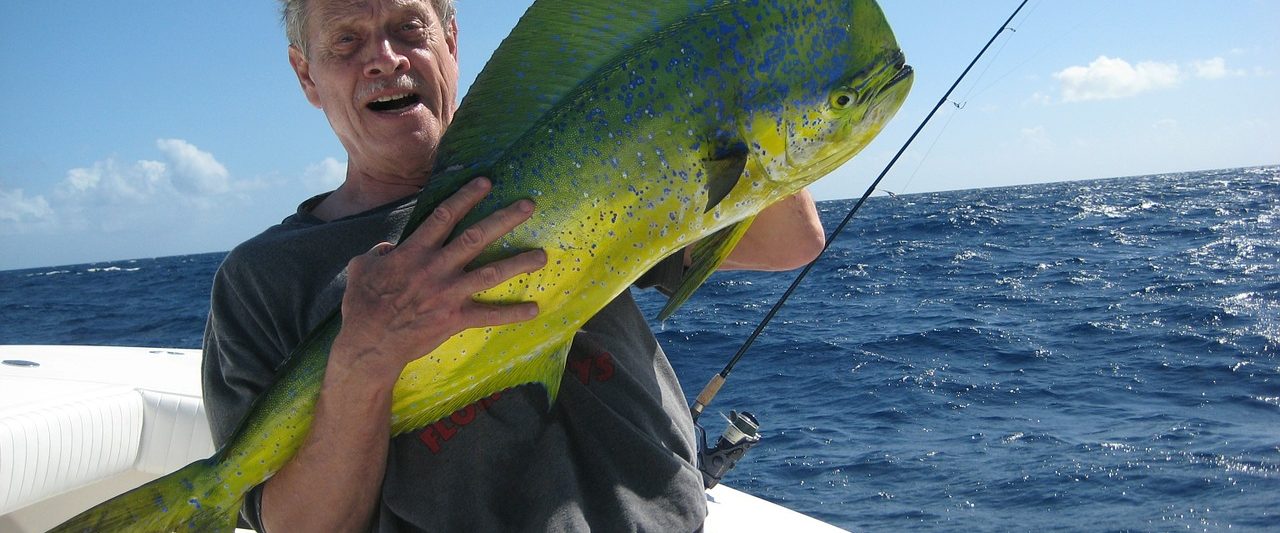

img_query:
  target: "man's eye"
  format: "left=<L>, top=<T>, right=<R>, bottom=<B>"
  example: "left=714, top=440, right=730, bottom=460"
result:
left=399, top=21, right=427, bottom=37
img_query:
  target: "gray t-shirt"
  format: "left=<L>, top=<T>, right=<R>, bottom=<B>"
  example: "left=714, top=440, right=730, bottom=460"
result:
left=202, top=193, right=706, bottom=531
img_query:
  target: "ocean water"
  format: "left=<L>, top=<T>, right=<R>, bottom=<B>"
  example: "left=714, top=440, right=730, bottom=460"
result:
left=2, top=167, right=1277, bottom=531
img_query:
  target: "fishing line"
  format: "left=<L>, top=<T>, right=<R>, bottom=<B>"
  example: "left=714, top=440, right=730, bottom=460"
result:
left=897, top=101, right=959, bottom=196
left=949, top=0, right=1038, bottom=108
left=966, top=2, right=1093, bottom=104
left=690, top=0, right=1032, bottom=421
left=899, top=1, right=1039, bottom=195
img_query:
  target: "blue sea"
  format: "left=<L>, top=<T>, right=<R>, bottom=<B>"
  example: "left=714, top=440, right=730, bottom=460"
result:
left=2, top=166, right=1277, bottom=531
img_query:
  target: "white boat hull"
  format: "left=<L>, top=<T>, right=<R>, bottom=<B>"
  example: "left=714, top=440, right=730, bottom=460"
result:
left=0, top=345, right=843, bottom=531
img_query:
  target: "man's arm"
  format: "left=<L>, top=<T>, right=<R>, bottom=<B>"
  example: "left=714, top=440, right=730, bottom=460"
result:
left=707, top=189, right=826, bottom=272
left=260, top=178, right=546, bottom=532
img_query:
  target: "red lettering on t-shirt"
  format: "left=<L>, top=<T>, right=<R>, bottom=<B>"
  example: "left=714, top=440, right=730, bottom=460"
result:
left=594, top=352, right=615, bottom=382
left=412, top=350, right=619, bottom=456
left=451, top=405, right=477, bottom=426
left=570, top=357, right=593, bottom=385
left=571, top=352, right=616, bottom=385
left=416, top=391, right=502, bottom=455
left=418, top=425, right=441, bottom=453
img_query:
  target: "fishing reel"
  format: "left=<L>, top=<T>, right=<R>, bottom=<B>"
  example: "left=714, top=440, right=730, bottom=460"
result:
left=694, top=410, right=761, bottom=489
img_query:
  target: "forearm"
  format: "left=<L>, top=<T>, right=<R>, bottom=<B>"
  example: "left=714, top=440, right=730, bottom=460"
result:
left=260, top=344, right=397, bottom=532
left=719, top=189, right=825, bottom=271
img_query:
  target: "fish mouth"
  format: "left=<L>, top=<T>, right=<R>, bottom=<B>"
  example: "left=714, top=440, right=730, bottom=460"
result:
left=843, top=49, right=913, bottom=109
left=888, top=64, right=913, bottom=90
left=874, top=49, right=913, bottom=95
left=867, top=49, right=913, bottom=117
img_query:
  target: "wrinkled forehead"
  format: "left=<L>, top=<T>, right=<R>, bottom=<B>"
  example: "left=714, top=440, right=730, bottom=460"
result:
left=308, top=0, right=437, bottom=29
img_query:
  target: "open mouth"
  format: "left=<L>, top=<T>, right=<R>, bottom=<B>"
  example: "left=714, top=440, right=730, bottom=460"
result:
left=367, top=93, right=422, bottom=112
left=888, top=63, right=913, bottom=88
left=883, top=49, right=913, bottom=89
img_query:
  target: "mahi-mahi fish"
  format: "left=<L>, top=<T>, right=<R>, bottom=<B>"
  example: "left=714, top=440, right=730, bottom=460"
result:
left=53, top=0, right=912, bottom=529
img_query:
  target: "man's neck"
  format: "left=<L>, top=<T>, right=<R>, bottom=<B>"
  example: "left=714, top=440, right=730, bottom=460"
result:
left=311, top=165, right=426, bottom=222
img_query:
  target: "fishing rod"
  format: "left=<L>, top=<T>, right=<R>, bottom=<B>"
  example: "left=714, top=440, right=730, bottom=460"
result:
left=690, top=0, right=1031, bottom=427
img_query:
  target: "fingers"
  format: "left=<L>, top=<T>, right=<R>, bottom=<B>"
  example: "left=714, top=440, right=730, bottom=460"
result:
left=400, top=177, right=538, bottom=274
left=403, top=178, right=536, bottom=270
left=462, top=300, right=541, bottom=328
left=338, top=176, right=547, bottom=370
left=411, top=177, right=494, bottom=251
left=437, top=198, right=535, bottom=269
left=458, top=249, right=548, bottom=295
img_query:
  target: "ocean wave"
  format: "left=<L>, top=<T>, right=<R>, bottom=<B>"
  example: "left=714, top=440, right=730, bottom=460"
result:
left=84, top=266, right=142, bottom=273
left=26, top=269, right=72, bottom=277
left=6, top=171, right=1280, bottom=531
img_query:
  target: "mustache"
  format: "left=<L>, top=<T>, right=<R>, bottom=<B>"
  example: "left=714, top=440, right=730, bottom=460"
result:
left=357, top=74, right=424, bottom=101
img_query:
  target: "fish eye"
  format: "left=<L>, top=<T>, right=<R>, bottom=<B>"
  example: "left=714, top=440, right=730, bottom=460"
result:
left=832, top=92, right=854, bottom=109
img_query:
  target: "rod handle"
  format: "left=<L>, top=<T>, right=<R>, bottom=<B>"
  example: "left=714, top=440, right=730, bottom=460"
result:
left=689, top=374, right=726, bottom=421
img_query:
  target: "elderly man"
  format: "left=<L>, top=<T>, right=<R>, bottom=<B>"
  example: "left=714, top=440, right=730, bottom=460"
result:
left=202, top=0, right=825, bottom=530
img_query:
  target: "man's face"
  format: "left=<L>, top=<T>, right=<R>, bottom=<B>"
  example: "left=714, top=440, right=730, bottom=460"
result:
left=289, top=0, right=459, bottom=180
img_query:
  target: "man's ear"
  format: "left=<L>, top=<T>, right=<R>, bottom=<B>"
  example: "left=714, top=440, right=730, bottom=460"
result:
left=446, top=18, right=459, bottom=61
left=288, top=45, right=323, bottom=109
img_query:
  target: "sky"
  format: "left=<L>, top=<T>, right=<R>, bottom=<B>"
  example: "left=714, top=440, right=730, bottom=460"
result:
left=1, top=0, right=1277, bottom=270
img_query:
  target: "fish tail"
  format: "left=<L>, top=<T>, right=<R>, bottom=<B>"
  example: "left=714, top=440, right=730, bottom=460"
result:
left=49, top=458, right=241, bottom=533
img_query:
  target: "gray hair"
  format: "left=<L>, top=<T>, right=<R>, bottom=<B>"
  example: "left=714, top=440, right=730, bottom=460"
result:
left=280, top=0, right=457, bottom=55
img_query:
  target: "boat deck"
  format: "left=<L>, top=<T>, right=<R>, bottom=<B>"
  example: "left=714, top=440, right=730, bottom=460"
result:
left=0, top=345, right=843, bottom=531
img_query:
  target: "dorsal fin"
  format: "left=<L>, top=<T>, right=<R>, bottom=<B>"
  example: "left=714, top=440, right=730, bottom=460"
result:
left=436, top=0, right=720, bottom=174
left=403, top=0, right=724, bottom=239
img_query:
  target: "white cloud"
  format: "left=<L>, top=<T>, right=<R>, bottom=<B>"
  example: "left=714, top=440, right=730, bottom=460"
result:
left=13, top=138, right=268, bottom=236
left=156, top=138, right=230, bottom=194
left=1020, top=125, right=1046, bottom=138
left=1190, top=57, right=1247, bottom=80
left=1018, top=125, right=1053, bottom=152
left=56, top=139, right=240, bottom=205
left=1192, top=57, right=1228, bottom=79
left=0, top=188, right=53, bottom=225
left=302, top=157, right=346, bottom=191
left=1052, top=56, right=1249, bottom=103
left=59, top=158, right=170, bottom=203
left=1054, top=56, right=1181, bottom=102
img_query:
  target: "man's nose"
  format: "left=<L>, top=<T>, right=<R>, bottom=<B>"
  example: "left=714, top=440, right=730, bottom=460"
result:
left=365, top=38, right=409, bottom=77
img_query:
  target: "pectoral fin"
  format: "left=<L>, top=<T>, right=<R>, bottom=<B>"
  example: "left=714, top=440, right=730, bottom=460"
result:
left=657, top=215, right=756, bottom=321
left=536, top=341, right=572, bottom=407
left=703, top=141, right=748, bottom=213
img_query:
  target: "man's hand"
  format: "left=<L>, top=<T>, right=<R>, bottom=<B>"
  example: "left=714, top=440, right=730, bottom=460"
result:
left=334, top=176, right=548, bottom=381
left=262, top=176, right=545, bottom=533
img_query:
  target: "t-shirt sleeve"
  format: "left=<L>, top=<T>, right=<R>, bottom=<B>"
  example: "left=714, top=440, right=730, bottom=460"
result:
left=201, top=256, right=287, bottom=532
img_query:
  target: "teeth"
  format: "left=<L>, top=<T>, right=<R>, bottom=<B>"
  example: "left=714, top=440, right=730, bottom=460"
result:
left=373, top=93, right=412, bottom=103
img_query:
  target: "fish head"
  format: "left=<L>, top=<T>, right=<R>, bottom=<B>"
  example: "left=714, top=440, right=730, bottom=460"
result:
left=787, top=49, right=913, bottom=178
left=746, top=0, right=914, bottom=192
